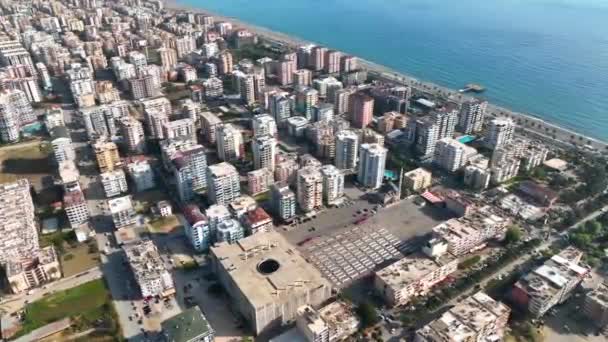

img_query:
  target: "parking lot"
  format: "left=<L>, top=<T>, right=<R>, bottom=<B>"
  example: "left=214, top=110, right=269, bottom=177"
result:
left=303, top=226, right=401, bottom=287
left=280, top=193, right=453, bottom=248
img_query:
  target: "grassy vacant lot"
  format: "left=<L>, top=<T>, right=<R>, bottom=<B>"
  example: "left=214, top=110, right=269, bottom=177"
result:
left=148, top=215, right=181, bottom=234
left=0, top=139, right=52, bottom=187
left=40, top=231, right=100, bottom=277
left=19, top=279, right=117, bottom=337
left=61, top=242, right=100, bottom=277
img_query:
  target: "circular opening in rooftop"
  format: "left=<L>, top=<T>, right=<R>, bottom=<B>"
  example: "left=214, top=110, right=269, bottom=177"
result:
left=257, top=259, right=280, bottom=275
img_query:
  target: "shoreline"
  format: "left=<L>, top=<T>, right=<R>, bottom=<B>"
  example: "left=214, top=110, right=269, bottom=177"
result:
left=165, top=0, right=608, bottom=150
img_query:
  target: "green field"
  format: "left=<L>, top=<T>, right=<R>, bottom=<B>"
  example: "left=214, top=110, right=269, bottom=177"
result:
left=20, top=279, right=116, bottom=337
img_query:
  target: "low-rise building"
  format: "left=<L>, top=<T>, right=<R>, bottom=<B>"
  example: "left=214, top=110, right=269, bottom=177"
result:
left=242, top=207, right=273, bottom=235
left=229, top=195, right=258, bottom=218
left=206, top=204, right=232, bottom=233
left=5, top=246, right=61, bottom=294
left=415, top=291, right=510, bottom=342
left=161, top=306, right=215, bottom=342
left=511, top=247, right=588, bottom=317
left=216, top=218, right=245, bottom=244
left=124, top=240, right=175, bottom=298
left=157, top=201, right=172, bottom=217
left=375, top=251, right=458, bottom=307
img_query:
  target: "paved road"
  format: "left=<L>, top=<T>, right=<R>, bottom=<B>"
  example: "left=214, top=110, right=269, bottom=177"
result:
left=0, top=267, right=102, bottom=314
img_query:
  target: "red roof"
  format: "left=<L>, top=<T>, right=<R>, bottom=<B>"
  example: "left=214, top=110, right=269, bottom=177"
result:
left=183, top=205, right=206, bottom=225
left=421, top=191, right=443, bottom=204
left=245, top=207, right=271, bottom=225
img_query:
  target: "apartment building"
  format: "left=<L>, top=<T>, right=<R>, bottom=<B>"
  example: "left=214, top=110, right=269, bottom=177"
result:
left=100, top=169, right=129, bottom=198
left=124, top=240, right=175, bottom=298
left=297, top=166, right=323, bottom=213
left=183, top=205, right=213, bottom=252
left=108, top=195, right=136, bottom=229
left=511, top=247, right=588, bottom=318
left=207, top=162, right=241, bottom=206
left=64, top=189, right=90, bottom=227
left=242, top=207, right=273, bottom=235
left=247, top=168, right=274, bottom=195
left=270, top=182, right=297, bottom=222
left=403, top=168, right=432, bottom=192
left=94, top=141, right=122, bottom=173
left=375, top=252, right=458, bottom=307
left=127, top=159, right=156, bottom=192
left=415, top=291, right=510, bottom=342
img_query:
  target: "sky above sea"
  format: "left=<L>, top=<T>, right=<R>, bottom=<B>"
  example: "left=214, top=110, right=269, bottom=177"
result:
left=179, top=0, right=608, bottom=140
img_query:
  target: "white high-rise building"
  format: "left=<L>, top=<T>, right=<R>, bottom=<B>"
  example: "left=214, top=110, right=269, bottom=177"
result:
left=100, top=169, right=129, bottom=198
left=127, top=160, right=156, bottom=192
left=297, top=166, right=323, bottom=213
left=216, top=219, right=245, bottom=244
left=357, top=143, right=387, bottom=189
left=432, top=108, right=458, bottom=140
left=295, top=85, right=319, bottom=120
left=335, top=130, right=359, bottom=170
left=234, top=71, right=256, bottom=105
left=269, top=92, right=292, bottom=124
left=0, top=89, right=34, bottom=143
left=252, top=135, right=277, bottom=171
left=108, top=196, right=136, bottom=229
left=252, top=114, right=277, bottom=137
left=163, top=118, right=196, bottom=143
left=320, top=164, right=344, bottom=206
left=183, top=205, right=212, bottom=252
left=172, top=145, right=208, bottom=202
left=270, top=183, right=296, bottom=221
left=207, top=162, right=241, bottom=206
left=459, top=100, right=487, bottom=134
left=81, top=105, right=118, bottom=140
left=434, top=138, right=470, bottom=173
left=415, top=118, right=440, bottom=159
left=49, top=126, right=76, bottom=164
left=120, top=117, right=146, bottom=154
left=486, top=118, right=515, bottom=150
left=216, top=124, right=243, bottom=161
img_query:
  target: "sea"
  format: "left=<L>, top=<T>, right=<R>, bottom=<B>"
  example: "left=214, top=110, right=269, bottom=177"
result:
left=178, top=0, right=608, bottom=140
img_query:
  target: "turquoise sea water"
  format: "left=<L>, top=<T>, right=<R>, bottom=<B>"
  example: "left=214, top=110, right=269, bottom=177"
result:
left=179, top=0, right=608, bottom=140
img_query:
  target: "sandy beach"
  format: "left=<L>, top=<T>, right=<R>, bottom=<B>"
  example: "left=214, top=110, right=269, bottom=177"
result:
left=165, top=0, right=607, bottom=150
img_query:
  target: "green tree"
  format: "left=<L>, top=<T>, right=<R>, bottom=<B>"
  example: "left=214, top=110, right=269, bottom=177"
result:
left=584, top=220, right=603, bottom=236
left=505, top=226, right=522, bottom=245
left=356, top=301, right=379, bottom=328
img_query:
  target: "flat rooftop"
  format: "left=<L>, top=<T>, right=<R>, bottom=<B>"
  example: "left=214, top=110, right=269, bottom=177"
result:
left=376, top=252, right=456, bottom=289
left=211, top=231, right=332, bottom=308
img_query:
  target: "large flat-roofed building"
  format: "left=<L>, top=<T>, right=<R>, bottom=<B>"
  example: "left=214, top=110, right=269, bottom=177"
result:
left=511, top=246, right=588, bottom=318
left=415, top=291, right=510, bottom=342
left=124, top=240, right=175, bottom=298
left=583, top=283, right=608, bottom=330
left=210, top=231, right=332, bottom=335
left=374, top=252, right=458, bottom=307
left=5, top=246, right=61, bottom=294
left=108, top=195, right=136, bottom=229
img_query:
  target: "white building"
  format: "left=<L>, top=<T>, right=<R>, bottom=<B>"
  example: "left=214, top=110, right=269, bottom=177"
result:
left=49, top=126, right=76, bottom=164
left=171, top=145, right=207, bottom=202
left=271, top=183, right=297, bottom=222
left=108, top=196, right=136, bottom=229
left=120, top=116, right=146, bottom=154
left=124, top=240, right=175, bottom=298
left=216, top=123, right=243, bottom=161
left=334, top=130, right=359, bottom=170
left=434, top=138, right=477, bottom=173
left=206, top=204, right=232, bottom=233
left=248, top=168, right=274, bottom=195
left=163, top=118, right=196, bottom=143
left=64, top=189, right=90, bottom=228
left=216, top=218, right=245, bottom=244
left=357, top=143, right=387, bottom=189
left=253, top=113, right=277, bottom=137
left=458, top=100, right=487, bottom=134
left=297, top=166, right=323, bottom=213
left=320, top=164, right=344, bottom=206
left=100, top=169, right=129, bottom=198
left=207, top=162, right=241, bottom=205
left=486, top=118, right=514, bottom=150
left=183, top=205, right=213, bottom=252
left=127, top=159, right=156, bottom=192
left=252, top=135, right=277, bottom=171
